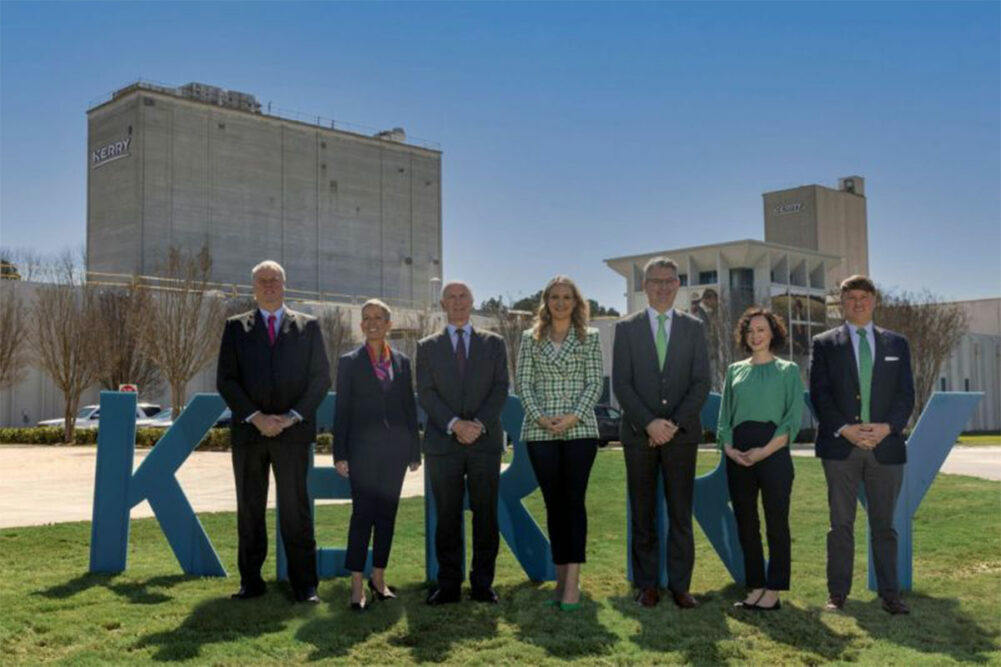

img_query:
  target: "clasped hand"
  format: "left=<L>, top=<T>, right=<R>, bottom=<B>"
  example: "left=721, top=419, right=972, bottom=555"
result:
left=453, top=419, right=484, bottom=446
left=724, top=445, right=766, bottom=467
left=250, top=413, right=295, bottom=438
left=645, top=418, right=678, bottom=447
left=842, top=423, right=891, bottom=450
left=536, top=414, right=580, bottom=437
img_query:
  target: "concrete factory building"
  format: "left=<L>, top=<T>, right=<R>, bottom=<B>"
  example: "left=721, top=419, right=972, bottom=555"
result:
left=87, top=81, right=443, bottom=307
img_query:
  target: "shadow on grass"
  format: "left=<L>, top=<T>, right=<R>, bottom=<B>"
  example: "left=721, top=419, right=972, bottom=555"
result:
left=726, top=597, right=853, bottom=662
left=133, top=590, right=305, bottom=661
left=296, top=580, right=406, bottom=661
left=851, top=593, right=999, bottom=663
left=35, top=572, right=192, bottom=605
left=386, top=584, right=502, bottom=662
left=610, top=586, right=736, bottom=664
left=499, top=581, right=618, bottom=660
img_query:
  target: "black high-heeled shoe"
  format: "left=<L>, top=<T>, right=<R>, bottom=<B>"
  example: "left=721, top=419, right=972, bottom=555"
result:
left=350, top=596, right=367, bottom=612
left=368, top=579, right=397, bottom=600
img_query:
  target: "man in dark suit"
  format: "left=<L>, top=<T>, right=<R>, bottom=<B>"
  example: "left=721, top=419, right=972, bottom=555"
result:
left=417, top=281, right=509, bottom=605
left=612, top=257, right=711, bottom=609
left=217, top=260, right=331, bottom=604
left=810, top=274, right=914, bottom=615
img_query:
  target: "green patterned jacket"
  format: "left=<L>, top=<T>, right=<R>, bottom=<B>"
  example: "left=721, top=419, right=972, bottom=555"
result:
left=515, top=327, right=603, bottom=442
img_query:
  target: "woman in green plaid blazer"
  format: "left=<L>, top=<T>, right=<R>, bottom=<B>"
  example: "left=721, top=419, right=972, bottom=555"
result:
left=515, top=275, right=604, bottom=612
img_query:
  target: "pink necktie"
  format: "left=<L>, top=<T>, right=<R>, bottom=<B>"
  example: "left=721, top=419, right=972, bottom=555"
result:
left=267, top=314, right=277, bottom=347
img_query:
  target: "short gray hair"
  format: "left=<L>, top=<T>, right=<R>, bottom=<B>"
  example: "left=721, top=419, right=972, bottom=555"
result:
left=361, top=298, right=392, bottom=320
left=440, top=280, right=473, bottom=302
left=251, top=260, right=286, bottom=282
left=643, top=256, right=679, bottom=279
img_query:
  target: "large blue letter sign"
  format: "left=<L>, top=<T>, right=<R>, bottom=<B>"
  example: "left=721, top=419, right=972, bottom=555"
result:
left=90, top=390, right=982, bottom=593
left=90, top=392, right=226, bottom=576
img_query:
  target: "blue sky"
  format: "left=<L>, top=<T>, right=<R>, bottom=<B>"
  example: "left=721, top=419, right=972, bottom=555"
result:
left=1, top=1, right=998, bottom=311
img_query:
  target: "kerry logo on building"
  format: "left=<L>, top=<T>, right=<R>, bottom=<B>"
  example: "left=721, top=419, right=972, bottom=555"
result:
left=774, top=201, right=803, bottom=215
left=91, top=138, right=131, bottom=168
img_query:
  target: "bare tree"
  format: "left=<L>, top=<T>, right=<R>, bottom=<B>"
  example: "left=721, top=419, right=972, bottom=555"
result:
left=0, top=282, right=30, bottom=390
left=482, top=304, right=531, bottom=380
left=143, top=246, right=225, bottom=418
left=0, top=247, right=46, bottom=282
left=863, top=290, right=967, bottom=425
left=91, top=280, right=165, bottom=399
left=27, top=252, right=99, bottom=443
left=393, top=309, right=441, bottom=386
left=318, top=306, right=355, bottom=385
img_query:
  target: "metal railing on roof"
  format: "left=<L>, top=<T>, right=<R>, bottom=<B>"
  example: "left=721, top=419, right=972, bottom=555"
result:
left=88, top=79, right=441, bottom=151
left=85, top=271, right=430, bottom=311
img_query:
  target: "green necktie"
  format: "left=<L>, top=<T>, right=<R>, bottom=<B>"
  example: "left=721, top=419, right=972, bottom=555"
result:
left=656, top=313, right=668, bottom=370
left=857, top=327, right=872, bottom=423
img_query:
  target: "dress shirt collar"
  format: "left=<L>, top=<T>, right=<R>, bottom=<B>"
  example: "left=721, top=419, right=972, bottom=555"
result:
left=259, top=305, right=285, bottom=329
left=447, top=322, right=472, bottom=351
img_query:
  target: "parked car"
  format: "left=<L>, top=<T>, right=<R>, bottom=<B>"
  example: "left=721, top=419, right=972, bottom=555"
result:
left=139, top=407, right=232, bottom=429
left=38, top=403, right=161, bottom=429
left=594, top=403, right=622, bottom=446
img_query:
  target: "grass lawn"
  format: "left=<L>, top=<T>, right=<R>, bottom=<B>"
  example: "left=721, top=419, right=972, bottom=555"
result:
left=957, top=434, right=1001, bottom=447
left=1, top=451, right=999, bottom=665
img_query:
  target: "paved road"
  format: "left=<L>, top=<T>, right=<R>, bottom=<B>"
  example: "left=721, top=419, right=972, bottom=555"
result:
left=0, top=446, right=425, bottom=529
left=1, top=445, right=998, bottom=529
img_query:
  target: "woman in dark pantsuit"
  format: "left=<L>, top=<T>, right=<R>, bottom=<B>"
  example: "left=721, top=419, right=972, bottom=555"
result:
left=717, top=307, right=803, bottom=611
left=334, top=299, right=421, bottom=610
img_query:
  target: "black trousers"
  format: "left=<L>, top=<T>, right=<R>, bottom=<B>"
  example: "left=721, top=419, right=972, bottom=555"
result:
left=232, top=439, right=317, bottom=593
left=726, top=421, right=794, bottom=591
left=344, top=446, right=408, bottom=573
left=624, top=442, right=698, bottom=592
left=427, top=448, right=501, bottom=592
left=527, top=438, right=598, bottom=565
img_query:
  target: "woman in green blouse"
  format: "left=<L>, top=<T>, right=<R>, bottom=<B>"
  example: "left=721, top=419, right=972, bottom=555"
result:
left=717, top=307, right=803, bottom=611
left=516, top=275, right=603, bottom=611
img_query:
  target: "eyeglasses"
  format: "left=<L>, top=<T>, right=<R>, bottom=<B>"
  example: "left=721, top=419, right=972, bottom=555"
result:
left=646, top=278, right=678, bottom=287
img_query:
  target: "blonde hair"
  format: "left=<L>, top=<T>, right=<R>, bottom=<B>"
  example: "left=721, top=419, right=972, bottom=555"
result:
left=531, top=275, right=589, bottom=343
left=361, top=298, right=392, bottom=320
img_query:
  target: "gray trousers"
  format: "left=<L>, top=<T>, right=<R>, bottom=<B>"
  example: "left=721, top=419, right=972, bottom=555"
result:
left=822, top=447, right=903, bottom=598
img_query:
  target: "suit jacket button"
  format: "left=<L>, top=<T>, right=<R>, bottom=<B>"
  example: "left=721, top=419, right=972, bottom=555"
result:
left=856, top=394, right=860, bottom=400
left=661, top=399, right=667, bottom=405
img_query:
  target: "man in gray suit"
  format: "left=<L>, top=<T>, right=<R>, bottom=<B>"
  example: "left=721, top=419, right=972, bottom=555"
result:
left=612, top=257, right=711, bottom=608
left=417, top=281, right=509, bottom=605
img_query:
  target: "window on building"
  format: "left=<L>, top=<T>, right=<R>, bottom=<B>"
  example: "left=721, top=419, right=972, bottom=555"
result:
left=633, top=264, right=644, bottom=292
left=940, top=378, right=947, bottom=391
left=965, top=378, right=971, bottom=391
left=698, top=270, right=717, bottom=285
left=678, top=273, right=688, bottom=286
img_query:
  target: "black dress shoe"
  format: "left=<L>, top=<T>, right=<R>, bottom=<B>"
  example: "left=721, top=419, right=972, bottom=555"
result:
left=426, top=587, right=461, bottom=606
left=368, top=579, right=397, bottom=600
left=671, top=591, right=698, bottom=609
left=295, top=586, right=321, bottom=604
left=635, top=588, right=660, bottom=608
left=231, top=585, right=266, bottom=600
left=350, top=597, right=368, bottom=612
left=470, top=587, right=499, bottom=604
left=752, top=599, right=782, bottom=611
left=881, top=596, right=910, bottom=615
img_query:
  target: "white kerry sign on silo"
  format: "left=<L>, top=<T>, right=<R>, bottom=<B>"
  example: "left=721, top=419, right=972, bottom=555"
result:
left=91, top=137, right=132, bottom=168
